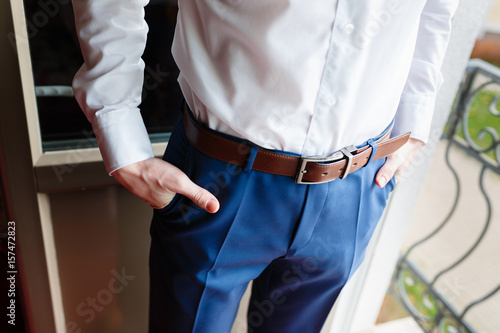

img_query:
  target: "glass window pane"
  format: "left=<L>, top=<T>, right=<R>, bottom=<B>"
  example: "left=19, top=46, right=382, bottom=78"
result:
left=23, top=0, right=181, bottom=152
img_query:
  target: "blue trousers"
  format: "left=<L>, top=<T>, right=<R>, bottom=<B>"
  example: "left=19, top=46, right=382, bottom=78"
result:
left=149, top=115, right=395, bottom=333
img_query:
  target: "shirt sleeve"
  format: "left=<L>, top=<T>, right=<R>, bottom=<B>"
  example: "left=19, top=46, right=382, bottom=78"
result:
left=72, top=0, right=154, bottom=174
left=392, top=0, right=459, bottom=143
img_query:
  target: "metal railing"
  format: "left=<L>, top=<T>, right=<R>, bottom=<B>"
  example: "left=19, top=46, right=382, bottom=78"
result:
left=389, top=59, right=500, bottom=333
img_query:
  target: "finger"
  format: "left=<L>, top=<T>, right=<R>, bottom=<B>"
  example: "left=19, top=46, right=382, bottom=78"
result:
left=375, top=138, right=423, bottom=188
left=173, top=173, right=220, bottom=213
left=375, top=155, right=400, bottom=188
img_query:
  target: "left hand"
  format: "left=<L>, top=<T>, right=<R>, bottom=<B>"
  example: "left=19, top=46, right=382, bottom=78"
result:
left=375, top=138, right=424, bottom=188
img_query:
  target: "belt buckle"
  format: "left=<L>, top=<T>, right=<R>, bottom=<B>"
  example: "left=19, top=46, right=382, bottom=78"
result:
left=295, top=145, right=357, bottom=184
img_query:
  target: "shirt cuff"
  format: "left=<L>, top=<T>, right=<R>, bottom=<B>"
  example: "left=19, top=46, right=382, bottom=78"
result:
left=92, top=108, right=154, bottom=174
left=393, top=58, right=445, bottom=144
left=392, top=94, right=437, bottom=144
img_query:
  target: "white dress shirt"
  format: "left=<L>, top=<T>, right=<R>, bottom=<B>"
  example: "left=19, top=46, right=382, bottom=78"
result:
left=72, top=0, right=459, bottom=174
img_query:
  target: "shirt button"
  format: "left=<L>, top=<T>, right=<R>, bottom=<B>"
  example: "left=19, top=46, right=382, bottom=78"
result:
left=344, top=23, right=355, bottom=34
left=326, top=96, right=337, bottom=106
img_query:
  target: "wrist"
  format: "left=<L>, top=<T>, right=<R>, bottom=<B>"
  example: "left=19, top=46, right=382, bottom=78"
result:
left=112, top=157, right=155, bottom=180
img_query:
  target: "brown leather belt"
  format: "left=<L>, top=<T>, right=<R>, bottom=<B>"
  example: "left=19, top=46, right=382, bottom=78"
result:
left=182, top=108, right=410, bottom=184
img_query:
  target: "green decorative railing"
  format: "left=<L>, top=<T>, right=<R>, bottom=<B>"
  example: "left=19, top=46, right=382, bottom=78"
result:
left=389, top=59, right=500, bottom=333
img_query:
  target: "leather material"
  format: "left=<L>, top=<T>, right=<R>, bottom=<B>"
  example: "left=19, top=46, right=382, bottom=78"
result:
left=183, top=108, right=411, bottom=183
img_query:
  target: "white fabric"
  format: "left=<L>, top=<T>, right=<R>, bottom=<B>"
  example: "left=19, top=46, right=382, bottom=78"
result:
left=72, top=0, right=459, bottom=174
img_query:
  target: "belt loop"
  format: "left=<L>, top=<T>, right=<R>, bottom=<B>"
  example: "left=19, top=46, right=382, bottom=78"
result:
left=244, top=146, right=259, bottom=173
left=367, top=138, right=378, bottom=164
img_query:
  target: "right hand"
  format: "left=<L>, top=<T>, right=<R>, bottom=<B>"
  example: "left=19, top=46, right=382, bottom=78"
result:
left=112, top=157, right=220, bottom=213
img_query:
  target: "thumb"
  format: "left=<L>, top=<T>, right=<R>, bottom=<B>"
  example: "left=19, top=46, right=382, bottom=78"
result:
left=173, top=173, right=220, bottom=213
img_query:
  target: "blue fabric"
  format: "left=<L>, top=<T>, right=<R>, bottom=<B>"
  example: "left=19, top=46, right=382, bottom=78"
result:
left=366, top=138, right=378, bottom=164
left=149, top=115, right=395, bottom=333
